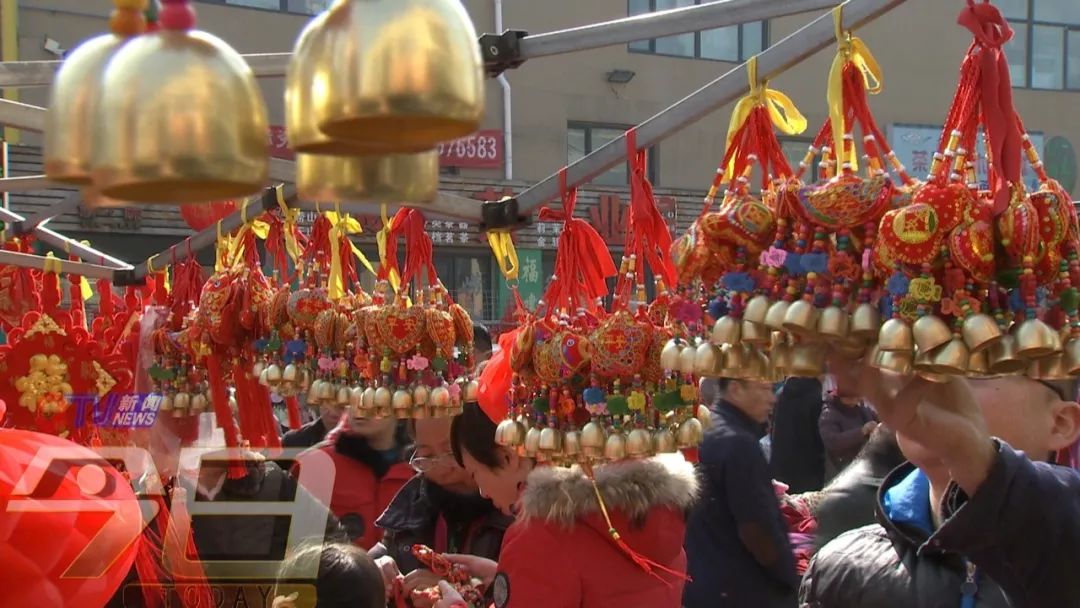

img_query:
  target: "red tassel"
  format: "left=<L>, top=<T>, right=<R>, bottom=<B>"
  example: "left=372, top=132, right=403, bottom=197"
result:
left=285, top=395, right=302, bottom=430
left=41, top=266, right=60, bottom=314
left=610, top=534, right=690, bottom=586
left=163, top=488, right=214, bottom=606
left=153, top=271, right=168, bottom=306
left=206, top=357, right=247, bottom=479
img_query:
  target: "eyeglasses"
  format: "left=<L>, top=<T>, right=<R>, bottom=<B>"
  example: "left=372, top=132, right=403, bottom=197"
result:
left=1036, top=379, right=1069, bottom=402
left=409, top=452, right=456, bottom=473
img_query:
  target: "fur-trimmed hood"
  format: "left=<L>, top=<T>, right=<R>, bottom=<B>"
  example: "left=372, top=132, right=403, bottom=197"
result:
left=518, top=453, right=698, bottom=525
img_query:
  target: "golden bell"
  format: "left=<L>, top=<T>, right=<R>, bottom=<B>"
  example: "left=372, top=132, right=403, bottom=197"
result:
left=653, top=428, right=678, bottom=454
left=1028, top=354, right=1070, bottom=380
left=359, top=387, right=378, bottom=417
left=660, top=339, right=684, bottom=371
left=878, top=318, right=914, bottom=352
left=967, top=349, right=991, bottom=377
left=626, top=428, right=654, bottom=459
left=296, top=151, right=438, bottom=204
left=283, top=364, right=299, bottom=383
left=927, top=337, right=969, bottom=375
left=1014, top=318, right=1057, bottom=360
left=45, top=35, right=132, bottom=184
left=743, top=295, right=772, bottom=325
left=373, top=386, right=393, bottom=417
left=464, top=380, right=479, bottom=403
left=538, top=427, right=563, bottom=453
left=771, top=343, right=793, bottom=373
left=988, top=335, right=1027, bottom=374
left=741, top=320, right=770, bottom=346
left=746, top=348, right=770, bottom=381
left=782, top=299, right=819, bottom=338
left=316, top=0, right=484, bottom=150
left=764, top=300, right=791, bottom=331
left=1065, top=338, right=1080, bottom=376
left=94, top=30, right=268, bottom=202
left=563, top=430, right=583, bottom=461
left=912, top=315, right=952, bottom=354
left=693, top=343, right=723, bottom=378
left=349, top=386, right=364, bottom=408
left=257, top=366, right=270, bottom=387
left=392, top=389, right=413, bottom=417
left=961, top=313, right=1003, bottom=354
left=789, top=343, right=825, bottom=377
left=523, top=426, right=542, bottom=458
left=850, top=303, right=881, bottom=342
left=266, top=364, right=283, bottom=386
left=191, top=393, right=209, bottom=413
left=676, top=417, right=704, bottom=448
left=286, top=7, right=420, bottom=156
left=866, top=344, right=882, bottom=368
left=719, top=343, right=749, bottom=377
left=580, top=420, right=608, bottom=460
left=159, top=393, right=174, bottom=412
left=604, top=430, right=627, bottom=461
left=430, top=385, right=452, bottom=410
left=877, top=350, right=913, bottom=375
left=696, top=404, right=713, bottom=429
left=413, top=384, right=430, bottom=406
left=337, top=386, right=353, bottom=407
left=308, top=379, right=325, bottom=403
left=678, top=341, right=698, bottom=375
left=711, top=316, right=741, bottom=346
left=816, top=306, right=850, bottom=342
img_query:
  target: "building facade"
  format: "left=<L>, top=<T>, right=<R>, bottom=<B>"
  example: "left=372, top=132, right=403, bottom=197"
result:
left=3, top=0, right=1078, bottom=330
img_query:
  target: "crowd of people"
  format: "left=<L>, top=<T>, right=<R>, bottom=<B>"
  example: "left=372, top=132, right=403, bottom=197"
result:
left=111, top=324, right=1080, bottom=608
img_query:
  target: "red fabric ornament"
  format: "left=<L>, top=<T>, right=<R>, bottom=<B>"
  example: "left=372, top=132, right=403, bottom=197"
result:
left=179, top=200, right=237, bottom=232
left=477, top=329, right=519, bottom=424
left=0, top=428, right=141, bottom=607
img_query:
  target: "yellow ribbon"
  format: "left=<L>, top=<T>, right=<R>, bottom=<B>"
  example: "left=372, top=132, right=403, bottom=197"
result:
left=327, top=205, right=346, bottom=300
left=487, top=231, right=519, bottom=281
left=214, top=221, right=228, bottom=271
left=275, top=186, right=304, bottom=265
left=827, top=4, right=883, bottom=172
left=64, top=239, right=95, bottom=300
left=145, top=255, right=169, bottom=295
left=43, top=251, right=61, bottom=275
left=725, top=55, right=807, bottom=177
left=375, top=204, right=401, bottom=293
left=224, top=200, right=272, bottom=268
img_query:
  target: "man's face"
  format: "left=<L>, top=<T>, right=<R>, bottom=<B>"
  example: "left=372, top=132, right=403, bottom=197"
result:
left=728, top=380, right=777, bottom=424
left=413, top=418, right=475, bottom=492
left=319, top=403, right=344, bottom=428
left=347, top=415, right=396, bottom=440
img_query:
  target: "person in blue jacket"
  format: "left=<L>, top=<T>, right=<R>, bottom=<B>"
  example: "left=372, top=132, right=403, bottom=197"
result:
left=801, top=363, right=1080, bottom=608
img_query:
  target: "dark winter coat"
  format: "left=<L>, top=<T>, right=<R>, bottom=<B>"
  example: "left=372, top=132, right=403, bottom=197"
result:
left=800, top=441, right=1080, bottom=608
left=684, top=401, right=799, bottom=608
left=282, top=417, right=329, bottom=449
left=373, top=476, right=512, bottom=573
left=817, top=399, right=878, bottom=470
left=493, top=455, right=697, bottom=608
left=770, top=378, right=826, bottom=493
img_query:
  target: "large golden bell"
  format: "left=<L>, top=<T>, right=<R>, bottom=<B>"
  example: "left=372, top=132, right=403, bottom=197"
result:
left=286, top=7, right=420, bottom=155
left=316, top=0, right=484, bottom=150
left=711, top=315, right=741, bottom=345
left=961, top=313, right=1003, bottom=354
left=850, top=302, right=881, bottom=342
left=693, top=343, right=723, bottom=378
left=45, top=34, right=131, bottom=184
left=296, top=152, right=438, bottom=203
left=743, top=295, right=772, bottom=325
left=878, top=318, right=914, bottom=352
left=1065, top=338, right=1080, bottom=376
left=741, top=320, right=770, bottom=346
left=1014, top=318, right=1057, bottom=360
left=927, top=337, right=969, bottom=375
left=816, top=306, right=850, bottom=342
left=764, top=300, right=790, bottom=331
left=94, top=30, right=268, bottom=202
left=789, top=343, right=825, bottom=376
left=783, top=299, right=820, bottom=338
left=912, top=315, right=952, bottom=353
left=988, top=335, right=1026, bottom=374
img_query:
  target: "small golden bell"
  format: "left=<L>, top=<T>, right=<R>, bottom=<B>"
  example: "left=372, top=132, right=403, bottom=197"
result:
left=539, top=427, right=563, bottom=454
left=693, top=343, right=723, bottom=378
left=494, top=418, right=526, bottom=447
left=927, top=337, right=969, bottom=375
left=676, top=417, right=704, bottom=448
left=1014, top=318, right=1058, bottom=360
left=563, top=430, right=583, bottom=462
left=878, top=318, right=914, bottom=352
left=580, top=421, right=608, bottom=461
left=816, top=305, right=850, bottom=342
left=653, top=427, right=678, bottom=454
left=988, top=335, right=1027, bottom=375
left=876, top=350, right=913, bottom=375
left=660, top=339, right=684, bottom=371
left=961, top=313, right=1003, bottom=354
left=711, top=316, right=741, bottom=346
left=604, top=430, right=627, bottom=462
left=782, top=299, right=819, bottom=338
left=743, top=295, right=772, bottom=325
left=850, top=303, right=881, bottom=342
left=912, top=315, right=952, bottom=354
left=626, top=428, right=654, bottom=459
left=1064, top=338, right=1080, bottom=376
left=788, top=344, right=825, bottom=377
left=523, top=426, right=543, bottom=458
left=740, top=320, right=770, bottom=346
left=764, top=300, right=791, bottom=331
left=392, top=389, right=413, bottom=418
left=678, top=341, right=698, bottom=375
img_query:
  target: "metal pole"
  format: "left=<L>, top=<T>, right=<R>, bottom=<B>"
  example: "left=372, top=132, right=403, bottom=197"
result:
left=0, top=0, right=837, bottom=89
left=0, top=97, right=43, bottom=130
left=0, top=204, right=132, bottom=268
left=511, top=0, right=907, bottom=213
left=0, top=247, right=117, bottom=280
left=16, top=189, right=82, bottom=232
left=0, top=174, right=52, bottom=192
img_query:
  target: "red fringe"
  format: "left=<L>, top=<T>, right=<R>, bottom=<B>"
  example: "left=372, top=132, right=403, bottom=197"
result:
left=206, top=357, right=247, bottom=479
left=285, top=395, right=302, bottom=430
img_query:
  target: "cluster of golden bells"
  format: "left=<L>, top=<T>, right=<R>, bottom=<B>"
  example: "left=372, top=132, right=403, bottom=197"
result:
left=153, top=389, right=213, bottom=418
left=492, top=406, right=711, bottom=466
left=46, top=0, right=484, bottom=207
left=687, top=293, right=1079, bottom=382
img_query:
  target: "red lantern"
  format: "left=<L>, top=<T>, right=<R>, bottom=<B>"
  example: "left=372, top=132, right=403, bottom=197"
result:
left=179, top=200, right=238, bottom=231
left=0, top=426, right=141, bottom=607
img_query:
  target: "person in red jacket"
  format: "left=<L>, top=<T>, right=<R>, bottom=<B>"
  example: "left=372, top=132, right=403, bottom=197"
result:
left=435, top=403, right=697, bottom=608
left=293, top=413, right=414, bottom=550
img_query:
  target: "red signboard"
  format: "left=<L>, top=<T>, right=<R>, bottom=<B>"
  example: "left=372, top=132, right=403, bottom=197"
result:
left=438, top=129, right=503, bottom=169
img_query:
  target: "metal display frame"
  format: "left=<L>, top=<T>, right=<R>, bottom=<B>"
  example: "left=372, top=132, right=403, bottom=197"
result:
left=0, top=0, right=907, bottom=284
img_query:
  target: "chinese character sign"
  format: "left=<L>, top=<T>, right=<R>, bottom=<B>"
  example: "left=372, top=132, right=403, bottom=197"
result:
left=888, top=124, right=1044, bottom=191
left=268, top=126, right=294, bottom=160
left=497, top=249, right=544, bottom=320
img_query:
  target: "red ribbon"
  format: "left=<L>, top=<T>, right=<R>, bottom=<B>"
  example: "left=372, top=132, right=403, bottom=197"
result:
left=539, top=170, right=618, bottom=312
left=958, top=0, right=1020, bottom=215
left=625, top=129, right=677, bottom=289
left=386, top=208, right=437, bottom=290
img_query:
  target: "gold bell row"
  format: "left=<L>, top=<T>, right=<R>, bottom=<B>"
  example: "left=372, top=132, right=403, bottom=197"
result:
left=45, top=0, right=484, bottom=206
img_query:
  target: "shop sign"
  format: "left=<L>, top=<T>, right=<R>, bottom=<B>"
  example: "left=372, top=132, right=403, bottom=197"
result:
left=268, top=126, right=294, bottom=160
left=889, top=124, right=1044, bottom=192
left=438, top=130, right=504, bottom=169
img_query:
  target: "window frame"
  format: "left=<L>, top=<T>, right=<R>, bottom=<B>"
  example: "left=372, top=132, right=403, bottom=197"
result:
left=626, top=0, right=768, bottom=63
left=567, top=121, right=660, bottom=186
left=1006, top=0, right=1080, bottom=91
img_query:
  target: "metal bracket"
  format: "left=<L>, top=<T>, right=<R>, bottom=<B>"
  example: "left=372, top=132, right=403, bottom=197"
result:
left=481, top=30, right=528, bottom=77
left=479, top=196, right=530, bottom=232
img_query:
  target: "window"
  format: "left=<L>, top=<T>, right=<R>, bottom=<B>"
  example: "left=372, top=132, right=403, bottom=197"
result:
left=567, top=123, right=658, bottom=187
left=780, top=139, right=820, bottom=182
left=628, top=0, right=767, bottom=62
left=198, top=0, right=333, bottom=15
left=1002, top=0, right=1080, bottom=90
left=434, top=254, right=497, bottom=323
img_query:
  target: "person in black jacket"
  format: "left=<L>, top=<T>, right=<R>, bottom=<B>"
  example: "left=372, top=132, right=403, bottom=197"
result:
left=769, top=377, right=826, bottom=493
left=801, top=364, right=1080, bottom=608
left=684, top=377, right=798, bottom=608
left=370, top=416, right=512, bottom=606
left=812, top=425, right=904, bottom=550
left=283, top=401, right=344, bottom=449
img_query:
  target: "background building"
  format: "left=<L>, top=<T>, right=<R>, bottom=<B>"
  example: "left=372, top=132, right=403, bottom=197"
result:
left=2, top=0, right=1078, bottom=331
